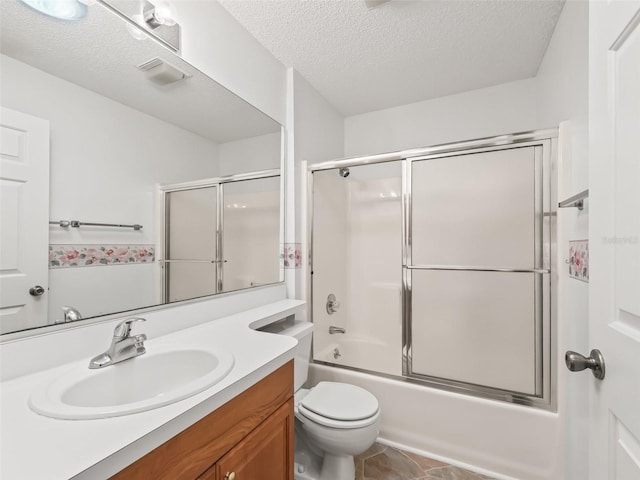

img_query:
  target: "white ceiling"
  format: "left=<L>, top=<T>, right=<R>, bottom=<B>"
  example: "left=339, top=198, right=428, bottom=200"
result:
left=218, top=0, right=566, bottom=116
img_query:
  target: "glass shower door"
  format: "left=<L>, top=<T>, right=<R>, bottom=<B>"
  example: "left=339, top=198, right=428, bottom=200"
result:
left=164, top=186, right=218, bottom=302
left=221, top=176, right=281, bottom=292
left=408, top=146, right=545, bottom=395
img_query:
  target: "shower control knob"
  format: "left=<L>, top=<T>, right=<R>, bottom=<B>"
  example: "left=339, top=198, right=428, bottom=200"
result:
left=29, top=285, right=45, bottom=296
left=565, top=349, right=605, bottom=380
left=326, top=293, right=341, bottom=314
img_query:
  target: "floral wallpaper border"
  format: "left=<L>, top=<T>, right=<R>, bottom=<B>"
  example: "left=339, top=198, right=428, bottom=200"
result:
left=281, top=243, right=302, bottom=269
left=49, top=244, right=155, bottom=268
left=568, top=240, right=589, bottom=282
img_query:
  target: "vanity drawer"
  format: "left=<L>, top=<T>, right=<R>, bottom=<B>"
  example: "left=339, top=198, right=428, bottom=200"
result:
left=110, top=361, right=293, bottom=480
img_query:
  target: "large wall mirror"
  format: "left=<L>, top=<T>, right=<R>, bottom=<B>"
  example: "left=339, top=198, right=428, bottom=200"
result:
left=0, top=0, right=284, bottom=336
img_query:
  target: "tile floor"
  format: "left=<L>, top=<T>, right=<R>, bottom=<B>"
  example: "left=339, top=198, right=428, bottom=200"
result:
left=354, top=443, right=496, bottom=480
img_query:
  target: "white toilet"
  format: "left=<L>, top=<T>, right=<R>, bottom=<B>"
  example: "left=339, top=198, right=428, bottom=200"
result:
left=272, top=320, right=380, bottom=480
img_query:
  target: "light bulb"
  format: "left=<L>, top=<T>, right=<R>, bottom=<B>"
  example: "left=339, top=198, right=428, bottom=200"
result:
left=150, top=0, right=177, bottom=27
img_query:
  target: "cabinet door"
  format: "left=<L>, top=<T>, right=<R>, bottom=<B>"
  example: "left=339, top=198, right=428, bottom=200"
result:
left=204, top=398, right=294, bottom=480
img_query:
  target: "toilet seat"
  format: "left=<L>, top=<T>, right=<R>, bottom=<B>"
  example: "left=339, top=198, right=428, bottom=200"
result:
left=296, top=382, right=379, bottom=429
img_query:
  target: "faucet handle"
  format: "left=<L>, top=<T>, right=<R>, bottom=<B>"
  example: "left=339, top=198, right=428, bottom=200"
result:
left=113, top=317, right=146, bottom=339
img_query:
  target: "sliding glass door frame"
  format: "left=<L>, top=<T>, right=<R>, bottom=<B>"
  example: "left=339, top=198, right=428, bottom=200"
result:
left=308, top=129, right=558, bottom=410
left=160, top=169, right=281, bottom=303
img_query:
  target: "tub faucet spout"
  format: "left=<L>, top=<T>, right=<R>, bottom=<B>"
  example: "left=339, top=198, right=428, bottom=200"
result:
left=329, top=326, right=346, bottom=334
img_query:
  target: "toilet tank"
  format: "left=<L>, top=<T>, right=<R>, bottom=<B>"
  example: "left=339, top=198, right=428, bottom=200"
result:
left=259, top=318, right=313, bottom=391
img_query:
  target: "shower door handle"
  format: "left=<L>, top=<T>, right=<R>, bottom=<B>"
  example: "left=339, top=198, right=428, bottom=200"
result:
left=565, top=349, right=605, bottom=380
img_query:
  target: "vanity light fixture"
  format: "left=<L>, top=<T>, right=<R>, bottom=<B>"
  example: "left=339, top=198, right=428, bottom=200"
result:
left=128, top=0, right=181, bottom=52
left=138, top=0, right=180, bottom=52
left=17, top=0, right=92, bottom=21
left=143, top=0, right=177, bottom=28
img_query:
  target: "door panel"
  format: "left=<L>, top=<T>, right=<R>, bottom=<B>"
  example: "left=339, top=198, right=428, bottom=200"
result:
left=163, top=186, right=217, bottom=302
left=589, top=2, right=640, bottom=479
left=0, top=107, right=49, bottom=333
left=411, top=147, right=538, bottom=269
left=611, top=416, right=640, bottom=480
left=411, top=269, right=537, bottom=394
left=213, top=399, right=293, bottom=480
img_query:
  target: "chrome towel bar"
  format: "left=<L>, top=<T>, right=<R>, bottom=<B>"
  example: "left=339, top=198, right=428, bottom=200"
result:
left=558, top=189, right=589, bottom=210
left=49, top=220, right=143, bottom=230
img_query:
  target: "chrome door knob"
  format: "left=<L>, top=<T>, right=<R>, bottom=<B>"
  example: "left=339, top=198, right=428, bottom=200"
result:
left=29, top=285, right=45, bottom=296
left=565, top=349, right=605, bottom=380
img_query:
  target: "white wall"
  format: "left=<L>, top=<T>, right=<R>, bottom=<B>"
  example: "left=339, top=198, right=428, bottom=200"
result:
left=535, top=2, right=589, bottom=479
left=218, top=132, right=281, bottom=176
left=175, top=0, right=288, bottom=126
left=344, top=77, right=539, bottom=157
left=289, top=70, right=345, bottom=305
left=1, top=55, right=220, bottom=324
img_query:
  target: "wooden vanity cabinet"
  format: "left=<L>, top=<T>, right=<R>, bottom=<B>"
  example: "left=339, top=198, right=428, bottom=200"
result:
left=110, top=361, right=294, bottom=480
left=198, top=399, right=293, bottom=480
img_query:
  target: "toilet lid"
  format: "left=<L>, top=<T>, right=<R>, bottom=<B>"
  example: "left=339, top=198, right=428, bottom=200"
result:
left=299, top=382, right=379, bottom=421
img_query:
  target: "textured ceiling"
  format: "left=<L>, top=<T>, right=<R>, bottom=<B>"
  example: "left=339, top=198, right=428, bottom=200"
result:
left=0, top=1, right=279, bottom=143
left=219, top=0, right=566, bottom=116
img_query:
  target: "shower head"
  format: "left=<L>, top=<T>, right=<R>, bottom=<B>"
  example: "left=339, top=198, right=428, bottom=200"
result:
left=338, top=167, right=350, bottom=178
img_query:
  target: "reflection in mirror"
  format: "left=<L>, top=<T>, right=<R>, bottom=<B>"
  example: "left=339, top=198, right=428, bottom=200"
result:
left=0, top=1, right=283, bottom=335
left=161, top=172, right=281, bottom=302
left=221, top=175, right=281, bottom=292
left=165, top=186, right=219, bottom=303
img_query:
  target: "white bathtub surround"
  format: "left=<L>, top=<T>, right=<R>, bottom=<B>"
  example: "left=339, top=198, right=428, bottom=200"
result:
left=0, top=286, right=304, bottom=479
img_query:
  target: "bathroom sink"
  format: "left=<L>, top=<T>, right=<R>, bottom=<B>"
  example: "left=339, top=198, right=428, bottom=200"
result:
left=29, top=345, right=235, bottom=420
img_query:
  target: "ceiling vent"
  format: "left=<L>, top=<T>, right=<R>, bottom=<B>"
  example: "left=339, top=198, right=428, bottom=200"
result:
left=137, top=57, right=191, bottom=86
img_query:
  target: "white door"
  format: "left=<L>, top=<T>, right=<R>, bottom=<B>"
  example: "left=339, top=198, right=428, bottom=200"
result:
left=589, top=1, right=640, bottom=479
left=0, top=107, right=50, bottom=334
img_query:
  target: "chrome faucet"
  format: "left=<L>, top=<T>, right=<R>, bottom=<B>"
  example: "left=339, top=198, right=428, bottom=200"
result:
left=329, top=326, right=346, bottom=334
left=88, top=318, right=147, bottom=369
left=56, top=306, right=82, bottom=324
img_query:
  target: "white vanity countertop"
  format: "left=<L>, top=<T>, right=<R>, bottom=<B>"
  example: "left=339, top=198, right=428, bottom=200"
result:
left=0, top=299, right=305, bottom=480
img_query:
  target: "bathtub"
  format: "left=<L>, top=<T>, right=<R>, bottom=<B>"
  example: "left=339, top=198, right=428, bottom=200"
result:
left=309, top=362, right=563, bottom=480
left=314, top=334, right=402, bottom=377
